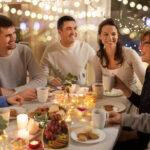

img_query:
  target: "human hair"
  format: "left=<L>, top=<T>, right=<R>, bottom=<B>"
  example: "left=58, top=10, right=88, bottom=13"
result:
left=57, top=15, right=76, bottom=30
left=97, top=18, right=124, bottom=68
left=140, top=30, right=150, bottom=41
left=0, top=15, right=14, bottom=33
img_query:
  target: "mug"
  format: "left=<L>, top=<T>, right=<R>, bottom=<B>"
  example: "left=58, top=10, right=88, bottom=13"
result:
left=91, top=109, right=108, bottom=129
left=37, top=87, right=49, bottom=103
left=92, top=83, right=103, bottom=99
left=102, top=74, right=115, bottom=91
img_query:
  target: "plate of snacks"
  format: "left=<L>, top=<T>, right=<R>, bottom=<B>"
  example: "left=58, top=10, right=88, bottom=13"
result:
left=28, top=104, right=66, bottom=121
left=9, top=106, right=26, bottom=119
left=104, top=89, right=123, bottom=97
left=97, top=101, right=126, bottom=112
left=43, top=114, right=69, bottom=149
left=71, top=126, right=105, bottom=144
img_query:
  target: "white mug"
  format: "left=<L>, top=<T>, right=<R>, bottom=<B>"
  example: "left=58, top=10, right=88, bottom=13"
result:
left=37, top=87, right=49, bottom=103
left=91, top=109, right=108, bottom=129
left=92, top=83, right=103, bottom=99
left=102, top=74, right=115, bottom=91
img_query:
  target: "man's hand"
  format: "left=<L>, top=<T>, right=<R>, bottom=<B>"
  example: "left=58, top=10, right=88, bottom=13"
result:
left=18, top=88, right=36, bottom=101
left=50, top=77, right=62, bottom=86
left=7, top=95, right=24, bottom=105
left=108, top=111, right=122, bottom=124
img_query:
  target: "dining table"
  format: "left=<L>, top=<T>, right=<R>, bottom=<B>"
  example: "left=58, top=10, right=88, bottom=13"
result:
left=6, top=92, right=132, bottom=150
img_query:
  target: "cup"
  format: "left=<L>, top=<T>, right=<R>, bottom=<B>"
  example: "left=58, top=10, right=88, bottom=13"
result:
left=102, top=74, right=115, bottom=91
left=17, top=114, right=28, bottom=130
left=91, top=109, right=108, bottom=129
left=37, top=87, right=49, bottom=103
left=92, top=83, right=103, bottom=99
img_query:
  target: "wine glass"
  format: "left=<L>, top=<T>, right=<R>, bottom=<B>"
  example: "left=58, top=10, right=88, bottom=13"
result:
left=76, top=94, right=88, bottom=122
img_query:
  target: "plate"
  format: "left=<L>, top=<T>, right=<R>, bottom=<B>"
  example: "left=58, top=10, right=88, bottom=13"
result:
left=104, top=89, right=123, bottom=97
left=9, top=106, right=26, bottom=119
left=7, top=129, right=41, bottom=140
left=97, top=101, right=126, bottom=112
left=71, top=127, right=105, bottom=144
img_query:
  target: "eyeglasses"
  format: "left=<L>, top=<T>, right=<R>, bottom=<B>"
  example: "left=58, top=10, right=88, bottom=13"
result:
left=140, top=41, right=150, bottom=47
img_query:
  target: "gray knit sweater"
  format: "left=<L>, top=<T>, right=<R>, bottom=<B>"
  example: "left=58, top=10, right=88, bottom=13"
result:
left=122, top=113, right=150, bottom=133
left=0, top=43, right=47, bottom=92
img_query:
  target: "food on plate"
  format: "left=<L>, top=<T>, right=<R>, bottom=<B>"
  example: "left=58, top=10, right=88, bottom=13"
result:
left=10, top=109, right=17, bottom=117
left=28, top=118, right=39, bottom=135
left=28, top=105, right=66, bottom=120
left=104, top=105, right=113, bottom=111
left=77, top=132, right=99, bottom=142
left=43, top=114, right=69, bottom=149
left=11, top=138, right=28, bottom=150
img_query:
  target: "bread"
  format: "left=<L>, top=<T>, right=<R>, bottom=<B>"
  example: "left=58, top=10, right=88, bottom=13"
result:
left=104, top=105, right=113, bottom=111
left=10, top=109, right=17, bottom=117
left=77, top=132, right=99, bottom=141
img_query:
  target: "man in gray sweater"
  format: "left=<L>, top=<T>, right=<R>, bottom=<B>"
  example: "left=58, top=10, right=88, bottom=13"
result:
left=0, top=15, right=47, bottom=100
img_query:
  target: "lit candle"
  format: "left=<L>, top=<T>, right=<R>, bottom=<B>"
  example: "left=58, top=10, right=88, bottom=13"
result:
left=28, top=139, right=41, bottom=149
left=18, top=129, right=29, bottom=139
left=17, top=114, right=28, bottom=129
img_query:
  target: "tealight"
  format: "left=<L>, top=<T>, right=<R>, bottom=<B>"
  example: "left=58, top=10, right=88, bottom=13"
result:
left=28, top=139, right=41, bottom=149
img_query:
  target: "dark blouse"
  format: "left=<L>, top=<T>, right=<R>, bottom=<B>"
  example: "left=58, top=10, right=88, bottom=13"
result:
left=128, top=66, right=150, bottom=145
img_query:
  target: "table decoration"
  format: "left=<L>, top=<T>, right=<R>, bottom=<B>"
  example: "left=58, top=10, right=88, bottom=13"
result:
left=11, top=138, right=28, bottom=150
left=28, top=139, right=41, bottom=149
left=43, top=114, right=69, bottom=149
left=17, top=114, right=28, bottom=130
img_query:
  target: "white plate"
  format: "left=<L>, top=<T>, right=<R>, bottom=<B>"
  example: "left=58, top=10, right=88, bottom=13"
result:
left=97, top=101, right=126, bottom=112
left=71, top=127, right=105, bottom=144
left=104, top=89, right=123, bottom=97
left=9, top=106, right=26, bottom=119
left=7, top=129, right=41, bottom=140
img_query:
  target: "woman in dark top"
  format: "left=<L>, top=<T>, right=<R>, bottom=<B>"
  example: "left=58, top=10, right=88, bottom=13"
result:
left=113, top=30, right=150, bottom=150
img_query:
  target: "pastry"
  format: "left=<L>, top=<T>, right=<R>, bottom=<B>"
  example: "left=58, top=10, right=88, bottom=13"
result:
left=10, top=109, right=17, bottom=117
left=104, top=105, right=113, bottom=111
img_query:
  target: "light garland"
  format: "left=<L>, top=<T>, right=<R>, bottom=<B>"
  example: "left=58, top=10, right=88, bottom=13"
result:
left=117, top=0, right=149, bottom=12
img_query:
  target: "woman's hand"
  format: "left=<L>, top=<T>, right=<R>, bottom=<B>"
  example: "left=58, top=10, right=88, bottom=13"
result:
left=113, top=75, right=132, bottom=98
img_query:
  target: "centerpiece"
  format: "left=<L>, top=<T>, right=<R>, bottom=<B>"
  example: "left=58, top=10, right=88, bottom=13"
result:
left=43, top=114, right=69, bottom=149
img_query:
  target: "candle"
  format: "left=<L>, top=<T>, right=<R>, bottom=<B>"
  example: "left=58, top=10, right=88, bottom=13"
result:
left=17, top=114, right=28, bottom=129
left=18, top=129, right=29, bottom=139
left=28, top=139, right=41, bottom=149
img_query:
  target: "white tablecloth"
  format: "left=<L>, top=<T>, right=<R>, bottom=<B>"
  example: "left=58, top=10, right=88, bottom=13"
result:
left=7, top=95, right=131, bottom=150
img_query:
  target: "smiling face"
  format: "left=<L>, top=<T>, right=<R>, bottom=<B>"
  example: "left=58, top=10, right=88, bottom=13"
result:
left=99, top=25, right=119, bottom=49
left=58, top=21, right=77, bottom=47
left=0, top=26, right=16, bottom=56
left=139, top=35, right=150, bottom=64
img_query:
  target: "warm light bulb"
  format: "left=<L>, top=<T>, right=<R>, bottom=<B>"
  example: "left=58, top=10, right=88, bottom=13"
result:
left=25, top=10, right=30, bottom=16
left=0, top=3, right=2, bottom=9
left=136, top=3, right=142, bottom=10
left=17, top=10, right=22, bottom=15
left=74, top=1, right=80, bottom=7
left=3, top=5, right=9, bottom=12
left=143, top=5, right=148, bottom=11
left=10, top=8, right=16, bottom=14
left=129, top=2, right=135, bottom=8
left=122, top=0, right=128, bottom=5
left=37, top=14, right=42, bottom=19
left=31, top=12, right=36, bottom=18
left=49, top=15, right=54, bottom=21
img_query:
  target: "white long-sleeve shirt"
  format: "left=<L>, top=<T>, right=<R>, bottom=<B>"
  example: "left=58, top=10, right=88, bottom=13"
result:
left=92, top=47, right=146, bottom=93
left=40, top=40, right=96, bottom=86
left=0, top=44, right=47, bottom=92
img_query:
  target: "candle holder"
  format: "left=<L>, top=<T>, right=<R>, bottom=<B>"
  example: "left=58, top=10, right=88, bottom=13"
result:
left=28, top=139, right=41, bottom=149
